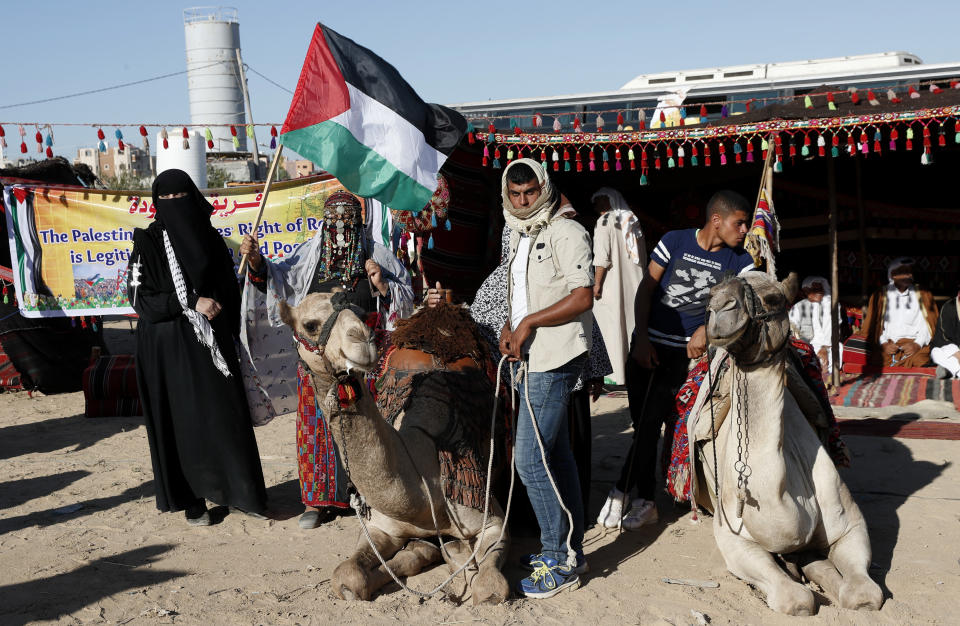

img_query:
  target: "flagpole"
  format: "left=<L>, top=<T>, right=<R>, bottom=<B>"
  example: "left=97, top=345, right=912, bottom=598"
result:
left=237, top=144, right=284, bottom=276
left=753, top=139, right=774, bottom=212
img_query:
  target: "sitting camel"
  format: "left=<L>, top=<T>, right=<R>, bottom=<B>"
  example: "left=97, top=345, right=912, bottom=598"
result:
left=278, top=294, right=509, bottom=604
left=689, top=272, right=882, bottom=615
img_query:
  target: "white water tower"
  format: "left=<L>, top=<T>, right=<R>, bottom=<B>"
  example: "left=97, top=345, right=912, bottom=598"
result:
left=183, top=7, right=247, bottom=152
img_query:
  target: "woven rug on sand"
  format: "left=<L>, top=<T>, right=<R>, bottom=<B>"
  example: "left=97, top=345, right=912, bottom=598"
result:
left=830, top=374, right=960, bottom=410
left=837, top=418, right=960, bottom=440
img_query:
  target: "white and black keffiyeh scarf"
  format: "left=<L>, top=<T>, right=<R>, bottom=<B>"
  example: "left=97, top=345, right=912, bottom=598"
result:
left=162, top=229, right=232, bottom=378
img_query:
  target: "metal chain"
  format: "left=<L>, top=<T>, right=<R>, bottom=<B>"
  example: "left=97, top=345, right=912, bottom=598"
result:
left=732, top=365, right=752, bottom=518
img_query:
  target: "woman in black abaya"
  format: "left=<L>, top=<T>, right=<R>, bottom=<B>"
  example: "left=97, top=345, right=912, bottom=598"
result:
left=128, top=169, right=267, bottom=525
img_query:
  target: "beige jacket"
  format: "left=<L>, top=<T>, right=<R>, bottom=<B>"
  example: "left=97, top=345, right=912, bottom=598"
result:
left=507, top=218, right=594, bottom=372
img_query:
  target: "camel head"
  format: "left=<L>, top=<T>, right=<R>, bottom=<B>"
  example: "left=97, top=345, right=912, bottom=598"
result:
left=706, top=272, right=798, bottom=364
left=278, top=292, right=378, bottom=380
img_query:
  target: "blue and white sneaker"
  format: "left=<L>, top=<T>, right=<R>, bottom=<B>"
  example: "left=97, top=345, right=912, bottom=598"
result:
left=520, top=552, right=589, bottom=575
left=516, top=556, right=580, bottom=598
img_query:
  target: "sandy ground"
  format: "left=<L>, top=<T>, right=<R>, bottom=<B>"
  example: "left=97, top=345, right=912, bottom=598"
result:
left=2, top=323, right=959, bottom=625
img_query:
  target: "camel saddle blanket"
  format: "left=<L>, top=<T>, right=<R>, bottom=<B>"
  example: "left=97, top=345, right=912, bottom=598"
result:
left=375, top=346, right=496, bottom=510
left=665, top=338, right=850, bottom=503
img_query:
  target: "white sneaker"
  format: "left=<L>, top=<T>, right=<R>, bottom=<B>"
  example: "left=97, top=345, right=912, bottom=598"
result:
left=596, top=487, right=629, bottom=528
left=621, top=498, right=658, bottom=530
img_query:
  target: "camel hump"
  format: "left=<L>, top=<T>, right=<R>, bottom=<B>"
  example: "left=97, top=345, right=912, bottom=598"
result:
left=390, top=303, right=490, bottom=366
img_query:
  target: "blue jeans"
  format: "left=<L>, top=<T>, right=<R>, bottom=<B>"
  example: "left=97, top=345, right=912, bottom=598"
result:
left=514, top=355, right=586, bottom=564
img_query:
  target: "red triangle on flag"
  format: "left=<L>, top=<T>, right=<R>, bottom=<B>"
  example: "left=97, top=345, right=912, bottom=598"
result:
left=281, top=24, right=351, bottom=135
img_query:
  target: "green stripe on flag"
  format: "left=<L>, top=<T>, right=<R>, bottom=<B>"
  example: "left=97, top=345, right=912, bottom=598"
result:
left=282, top=121, right=433, bottom=213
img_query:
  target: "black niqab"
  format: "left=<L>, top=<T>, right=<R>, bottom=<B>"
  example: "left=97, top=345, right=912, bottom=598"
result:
left=151, top=169, right=226, bottom=296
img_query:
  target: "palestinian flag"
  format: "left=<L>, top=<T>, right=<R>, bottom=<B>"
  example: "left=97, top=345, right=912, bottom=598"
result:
left=281, top=24, right=467, bottom=213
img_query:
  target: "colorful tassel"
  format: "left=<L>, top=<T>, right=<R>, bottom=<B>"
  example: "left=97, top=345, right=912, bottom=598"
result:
left=553, top=117, right=562, bottom=132
left=803, top=95, right=813, bottom=109
left=827, top=92, right=836, bottom=110
left=867, top=91, right=879, bottom=106
left=699, top=104, right=708, bottom=118
left=887, top=89, right=900, bottom=104
left=573, top=117, right=582, bottom=132
left=161, top=127, right=169, bottom=150
left=616, top=112, right=624, bottom=130
left=909, top=86, right=920, bottom=99
left=930, top=83, right=943, bottom=94
left=595, top=114, right=604, bottom=131
left=849, top=87, right=860, bottom=105
left=637, top=109, right=646, bottom=130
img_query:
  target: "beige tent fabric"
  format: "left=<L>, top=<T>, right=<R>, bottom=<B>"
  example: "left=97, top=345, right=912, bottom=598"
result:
left=593, top=209, right=646, bottom=384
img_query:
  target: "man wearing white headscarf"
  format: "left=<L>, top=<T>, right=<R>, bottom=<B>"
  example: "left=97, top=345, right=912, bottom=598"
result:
left=788, top=276, right=836, bottom=374
left=499, top=158, right=594, bottom=598
left=862, top=257, right=938, bottom=368
left=591, top=187, right=646, bottom=385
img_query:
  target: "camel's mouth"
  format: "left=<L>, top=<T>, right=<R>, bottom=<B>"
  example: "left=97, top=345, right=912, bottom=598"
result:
left=707, top=298, right=750, bottom=348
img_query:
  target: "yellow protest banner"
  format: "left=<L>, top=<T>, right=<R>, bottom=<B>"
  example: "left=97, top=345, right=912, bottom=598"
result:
left=2, top=175, right=356, bottom=317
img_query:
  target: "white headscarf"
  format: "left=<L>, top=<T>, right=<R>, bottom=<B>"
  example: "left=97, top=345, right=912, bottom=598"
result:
left=802, top=275, right=830, bottom=292
left=887, top=256, right=916, bottom=283
left=591, top=187, right=645, bottom=265
left=501, top=159, right=560, bottom=234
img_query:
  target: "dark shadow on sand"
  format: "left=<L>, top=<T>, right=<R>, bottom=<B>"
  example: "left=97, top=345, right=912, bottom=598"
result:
left=264, top=478, right=305, bottom=522
left=0, top=544, right=184, bottom=626
left=0, top=413, right=142, bottom=461
left=0, top=481, right=154, bottom=536
left=840, top=431, right=949, bottom=599
left=0, top=470, right=91, bottom=510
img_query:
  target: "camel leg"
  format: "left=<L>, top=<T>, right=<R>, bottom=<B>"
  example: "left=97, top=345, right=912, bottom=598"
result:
left=714, top=516, right=815, bottom=616
left=470, top=520, right=510, bottom=605
left=440, top=538, right=476, bottom=601
left=827, top=526, right=883, bottom=610
left=363, top=539, right=443, bottom=596
left=794, top=553, right=844, bottom=600
left=333, top=526, right=406, bottom=601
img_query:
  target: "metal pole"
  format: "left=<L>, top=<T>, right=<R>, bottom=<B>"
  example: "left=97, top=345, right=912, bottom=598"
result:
left=827, top=158, right=841, bottom=387
left=235, top=48, right=261, bottom=167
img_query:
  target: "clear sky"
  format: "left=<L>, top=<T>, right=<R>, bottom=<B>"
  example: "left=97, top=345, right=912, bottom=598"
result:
left=2, top=0, right=958, bottom=161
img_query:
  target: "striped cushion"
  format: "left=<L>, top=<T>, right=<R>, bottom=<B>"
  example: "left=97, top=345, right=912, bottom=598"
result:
left=843, top=335, right=869, bottom=367
left=83, top=355, right=141, bottom=417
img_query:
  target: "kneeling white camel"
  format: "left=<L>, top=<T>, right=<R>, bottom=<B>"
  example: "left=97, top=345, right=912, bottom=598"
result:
left=690, top=273, right=882, bottom=615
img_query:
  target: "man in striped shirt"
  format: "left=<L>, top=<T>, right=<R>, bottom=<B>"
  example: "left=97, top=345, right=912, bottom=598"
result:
left=596, top=190, right=753, bottom=530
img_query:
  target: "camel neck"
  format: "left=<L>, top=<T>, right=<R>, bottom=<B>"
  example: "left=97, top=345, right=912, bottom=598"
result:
left=725, top=357, right=787, bottom=493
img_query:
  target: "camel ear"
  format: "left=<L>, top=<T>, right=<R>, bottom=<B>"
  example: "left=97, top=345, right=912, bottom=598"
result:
left=278, top=299, right=295, bottom=328
left=779, top=272, right=800, bottom=303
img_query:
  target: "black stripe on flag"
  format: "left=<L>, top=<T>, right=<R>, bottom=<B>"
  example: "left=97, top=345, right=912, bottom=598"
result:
left=319, top=23, right=467, bottom=156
